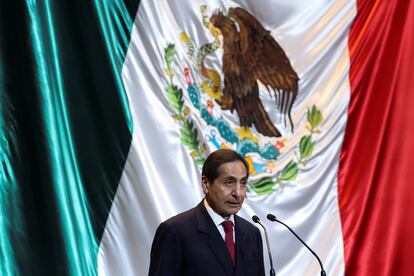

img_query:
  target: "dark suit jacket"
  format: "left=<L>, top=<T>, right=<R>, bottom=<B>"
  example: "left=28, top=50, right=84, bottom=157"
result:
left=148, top=201, right=265, bottom=276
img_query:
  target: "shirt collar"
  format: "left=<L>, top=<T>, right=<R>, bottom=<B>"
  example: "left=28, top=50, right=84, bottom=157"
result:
left=203, top=198, right=235, bottom=227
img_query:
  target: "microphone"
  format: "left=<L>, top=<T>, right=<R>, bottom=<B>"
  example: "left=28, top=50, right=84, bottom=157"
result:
left=267, top=214, right=326, bottom=276
left=252, top=215, right=276, bottom=276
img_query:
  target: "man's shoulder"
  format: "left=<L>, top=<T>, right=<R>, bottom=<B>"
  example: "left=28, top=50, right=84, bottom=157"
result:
left=235, top=215, right=260, bottom=234
left=161, top=204, right=199, bottom=229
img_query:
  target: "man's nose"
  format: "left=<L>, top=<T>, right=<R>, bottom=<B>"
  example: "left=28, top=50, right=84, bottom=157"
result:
left=232, top=182, right=245, bottom=197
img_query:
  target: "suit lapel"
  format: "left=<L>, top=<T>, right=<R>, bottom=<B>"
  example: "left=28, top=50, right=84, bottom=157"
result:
left=234, top=216, right=248, bottom=276
left=196, top=202, right=234, bottom=276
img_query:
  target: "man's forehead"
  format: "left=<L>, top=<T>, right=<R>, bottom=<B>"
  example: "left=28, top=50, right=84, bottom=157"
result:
left=217, top=161, right=248, bottom=177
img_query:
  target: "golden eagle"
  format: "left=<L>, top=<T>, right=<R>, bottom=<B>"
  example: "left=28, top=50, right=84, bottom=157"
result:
left=210, top=7, right=299, bottom=137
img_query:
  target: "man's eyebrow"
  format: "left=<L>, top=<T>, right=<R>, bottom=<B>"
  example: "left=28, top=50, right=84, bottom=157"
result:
left=223, top=176, right=248, bottom=181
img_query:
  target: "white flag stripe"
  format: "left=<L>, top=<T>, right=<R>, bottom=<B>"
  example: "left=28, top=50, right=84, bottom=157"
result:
left=99, top=1, right=356, bottom=275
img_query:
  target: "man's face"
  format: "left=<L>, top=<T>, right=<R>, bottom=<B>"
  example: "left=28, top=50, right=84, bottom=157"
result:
left=202, top=160, right=248, bottom=217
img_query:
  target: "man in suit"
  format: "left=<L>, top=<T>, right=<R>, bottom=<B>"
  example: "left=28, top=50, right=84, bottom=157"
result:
left=148, top=149, right=265, bottom=276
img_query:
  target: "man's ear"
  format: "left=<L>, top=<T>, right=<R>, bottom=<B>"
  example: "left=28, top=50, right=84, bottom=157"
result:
left=201, top=176, right=209, bottom=194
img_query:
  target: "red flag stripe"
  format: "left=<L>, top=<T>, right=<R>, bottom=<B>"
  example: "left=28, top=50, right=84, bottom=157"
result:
left=339, top=0, right=414, bottom=275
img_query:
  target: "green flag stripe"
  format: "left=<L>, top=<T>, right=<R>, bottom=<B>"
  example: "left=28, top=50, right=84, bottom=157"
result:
left=0, top=0, right=140, bottom=275
left=0, top=94, right=19, bottom=276
left=26, top=0, right=98, bottom=275
left=93, top=0, right=134, bottom=133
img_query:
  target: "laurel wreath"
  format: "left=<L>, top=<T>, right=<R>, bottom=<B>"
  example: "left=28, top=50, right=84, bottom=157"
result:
left=164, top=44, right=206, bottom=165
left=248, top=106, right=323, bottom=194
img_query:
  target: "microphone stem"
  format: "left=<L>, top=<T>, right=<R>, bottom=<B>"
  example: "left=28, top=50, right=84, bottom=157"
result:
left=257, top=220, right=276, bottom=276
left=275, top=219, right=326, bottom=275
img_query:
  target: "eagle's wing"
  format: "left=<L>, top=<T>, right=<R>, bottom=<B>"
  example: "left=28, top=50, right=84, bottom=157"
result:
left=229, top=7, right=299, bottom=131
left=221, top=22, right=281, bottom=137
left=210, top=11, right=281, bottom=137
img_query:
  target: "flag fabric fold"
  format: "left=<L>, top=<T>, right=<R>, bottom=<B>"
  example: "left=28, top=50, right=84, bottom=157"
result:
left=339, top=0, right=414, bottom=274
left=0, top=1, right=139, bottom=275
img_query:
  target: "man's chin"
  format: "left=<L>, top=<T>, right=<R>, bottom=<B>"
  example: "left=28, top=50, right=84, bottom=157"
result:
left=225, top=204, right=241, bottom=215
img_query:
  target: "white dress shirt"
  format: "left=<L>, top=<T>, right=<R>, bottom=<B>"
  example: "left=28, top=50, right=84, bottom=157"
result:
left=203, top=199, right=236, bottom=241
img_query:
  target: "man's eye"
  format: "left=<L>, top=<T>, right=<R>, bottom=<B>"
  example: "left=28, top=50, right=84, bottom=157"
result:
left=241, top=180, right=247, bottom=186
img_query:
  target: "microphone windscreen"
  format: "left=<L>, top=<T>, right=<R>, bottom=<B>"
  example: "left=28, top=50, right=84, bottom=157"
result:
left=267, top=214, right=277, bottom=221
left=252, top=215, right=260, bottom=223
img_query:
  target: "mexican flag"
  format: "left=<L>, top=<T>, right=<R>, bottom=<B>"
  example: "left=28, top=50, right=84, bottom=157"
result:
left=1, top=0, right=413, bottom=275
